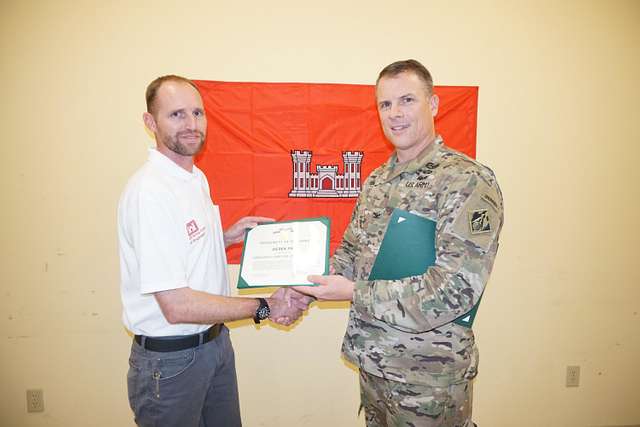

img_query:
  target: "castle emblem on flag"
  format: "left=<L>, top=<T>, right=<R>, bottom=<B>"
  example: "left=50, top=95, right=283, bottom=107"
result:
left=288, top=150, right=364, bottom=198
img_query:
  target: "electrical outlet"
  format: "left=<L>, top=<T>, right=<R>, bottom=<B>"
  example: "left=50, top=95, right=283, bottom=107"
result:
left=566, top=365, right=580, bottom=387
left=26, top=389, right=44, bottom=412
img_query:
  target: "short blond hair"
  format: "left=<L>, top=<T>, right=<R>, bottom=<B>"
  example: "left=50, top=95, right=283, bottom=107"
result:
left=145, top=75, right=200, bottom=114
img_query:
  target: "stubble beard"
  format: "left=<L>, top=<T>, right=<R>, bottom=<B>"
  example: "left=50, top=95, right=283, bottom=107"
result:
left=162, top=131, right=206, bottom=157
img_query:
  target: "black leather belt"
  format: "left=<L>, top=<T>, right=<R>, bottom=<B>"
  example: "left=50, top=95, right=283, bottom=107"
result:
left=134, top=324, right=223, bottom=352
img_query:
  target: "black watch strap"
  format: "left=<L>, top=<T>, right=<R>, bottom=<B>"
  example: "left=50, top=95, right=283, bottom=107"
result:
left=254, top=298, right=270, bottom=324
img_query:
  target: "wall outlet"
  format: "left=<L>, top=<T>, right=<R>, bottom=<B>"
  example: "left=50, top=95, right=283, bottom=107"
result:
left=26, top=389, right=44, bottom=412
left=566, top=365, right=580, bottom=387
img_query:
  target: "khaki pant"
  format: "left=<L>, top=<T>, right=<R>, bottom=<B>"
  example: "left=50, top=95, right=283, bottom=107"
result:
left=359, top=370, right=474, bottom=427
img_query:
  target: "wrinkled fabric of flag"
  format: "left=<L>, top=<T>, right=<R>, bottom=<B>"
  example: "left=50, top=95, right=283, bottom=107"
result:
left=193, top=80, right=478, bottom=263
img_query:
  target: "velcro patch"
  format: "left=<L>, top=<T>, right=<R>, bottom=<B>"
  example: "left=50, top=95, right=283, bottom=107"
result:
left=447, top=177, right=502, bottom=252
left=469, top=209, right=491, bottom=234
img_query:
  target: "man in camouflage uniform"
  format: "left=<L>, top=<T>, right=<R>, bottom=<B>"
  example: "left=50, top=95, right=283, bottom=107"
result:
left=295, top=59, right=503, bottom=427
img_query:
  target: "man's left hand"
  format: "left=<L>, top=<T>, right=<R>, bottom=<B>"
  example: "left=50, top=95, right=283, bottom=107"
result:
left=293, top=275, right=354, bottom=301
left=223, top=216, right=275, bottom=247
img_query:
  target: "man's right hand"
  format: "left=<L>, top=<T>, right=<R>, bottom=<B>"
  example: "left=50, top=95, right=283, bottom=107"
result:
left=266, top=288, right=314, bottom=326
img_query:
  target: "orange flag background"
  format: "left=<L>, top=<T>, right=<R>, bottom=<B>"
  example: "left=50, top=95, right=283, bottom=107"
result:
left=193, top=81, right=478, bottom=263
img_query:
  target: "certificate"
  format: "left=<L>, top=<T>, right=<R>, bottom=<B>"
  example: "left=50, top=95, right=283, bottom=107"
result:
left=237, top=217, right=330, bottom=288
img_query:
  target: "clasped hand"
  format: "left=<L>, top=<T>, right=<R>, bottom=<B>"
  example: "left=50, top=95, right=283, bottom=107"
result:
left=267, top=287, right=315, bottom=326
left=267, top=267, right=355, bottom=327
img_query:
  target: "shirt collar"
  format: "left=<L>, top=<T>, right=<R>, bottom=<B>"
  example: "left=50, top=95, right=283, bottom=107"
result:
left=379, top=135, right=444, bottom=182
left=148, top=148, right=199, bottom=181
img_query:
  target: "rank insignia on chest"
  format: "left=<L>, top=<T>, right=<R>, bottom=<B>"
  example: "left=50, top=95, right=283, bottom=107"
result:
left=469, top=209, right=492, bottom=234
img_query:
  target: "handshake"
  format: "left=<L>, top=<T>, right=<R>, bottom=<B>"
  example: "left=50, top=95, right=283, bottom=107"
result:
left=262, top=287, right=315, bottom=326
left=258, top=272, right=356, bottom=326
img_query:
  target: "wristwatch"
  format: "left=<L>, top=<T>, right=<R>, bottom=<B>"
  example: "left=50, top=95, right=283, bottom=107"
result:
left=254, top=298, right=270, bottom=324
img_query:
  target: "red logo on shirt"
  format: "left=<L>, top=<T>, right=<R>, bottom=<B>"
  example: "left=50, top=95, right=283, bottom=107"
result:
left=186, top=220, right=200, bottom=238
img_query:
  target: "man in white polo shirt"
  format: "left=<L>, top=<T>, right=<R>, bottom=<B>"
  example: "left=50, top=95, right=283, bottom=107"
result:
left=118, top=75, right=310, bottom=427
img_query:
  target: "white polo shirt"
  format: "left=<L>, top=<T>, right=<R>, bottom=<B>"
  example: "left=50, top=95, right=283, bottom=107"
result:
left=118, top=149, right=229, bottom=336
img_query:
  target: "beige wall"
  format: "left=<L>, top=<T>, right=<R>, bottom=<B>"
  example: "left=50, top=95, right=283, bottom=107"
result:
left=2, top=1, right=639, bottom=426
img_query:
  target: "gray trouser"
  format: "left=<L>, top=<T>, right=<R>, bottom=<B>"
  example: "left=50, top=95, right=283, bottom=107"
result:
left=127, top=326, right=241, bottom=427
left=359, top=370, right=473, bottom=427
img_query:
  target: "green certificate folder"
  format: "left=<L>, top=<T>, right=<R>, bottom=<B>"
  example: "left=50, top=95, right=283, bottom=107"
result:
left=368, top=208, right=481, bottom=328
left=237, top=217, right=330, bottom=289
left=368, top=209, right=437, bottom=279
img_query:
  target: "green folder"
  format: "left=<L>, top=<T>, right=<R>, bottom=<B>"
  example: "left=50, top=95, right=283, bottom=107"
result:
left=368, top=208, right=481, bottom=328
left=237, top=217, right=330, bottom=289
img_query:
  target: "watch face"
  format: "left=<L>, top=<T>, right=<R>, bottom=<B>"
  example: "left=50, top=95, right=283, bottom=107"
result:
left=257, top=306, right=270, bottom=320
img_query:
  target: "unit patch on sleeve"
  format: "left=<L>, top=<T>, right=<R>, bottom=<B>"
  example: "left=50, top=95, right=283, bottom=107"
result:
left=447, top=177, right=502, bottom=253
left=469, top=209, right=491, bottom=234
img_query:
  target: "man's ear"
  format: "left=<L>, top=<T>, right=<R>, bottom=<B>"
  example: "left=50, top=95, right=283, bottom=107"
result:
left=143, top=112, right=157, bottom=133
left=429, top=94, right=440, bottom=117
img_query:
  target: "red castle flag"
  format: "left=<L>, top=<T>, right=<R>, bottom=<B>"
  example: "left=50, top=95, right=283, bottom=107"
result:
left=193, top=81, right=478, bottom=263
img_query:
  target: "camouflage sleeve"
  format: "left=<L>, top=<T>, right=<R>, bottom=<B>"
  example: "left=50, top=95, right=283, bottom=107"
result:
left=352, top=171, right=504, bottom=333
left=331, top=194, right=363, bottom=281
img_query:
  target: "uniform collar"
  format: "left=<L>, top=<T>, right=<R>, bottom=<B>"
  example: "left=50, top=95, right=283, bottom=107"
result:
left=380, top=135, right=444, bottom=182
left=148, top=148, right=199, bottom=181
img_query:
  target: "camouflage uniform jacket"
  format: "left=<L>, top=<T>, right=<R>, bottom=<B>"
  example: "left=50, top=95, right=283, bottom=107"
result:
left=334, top=136, right=504, bottom=387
